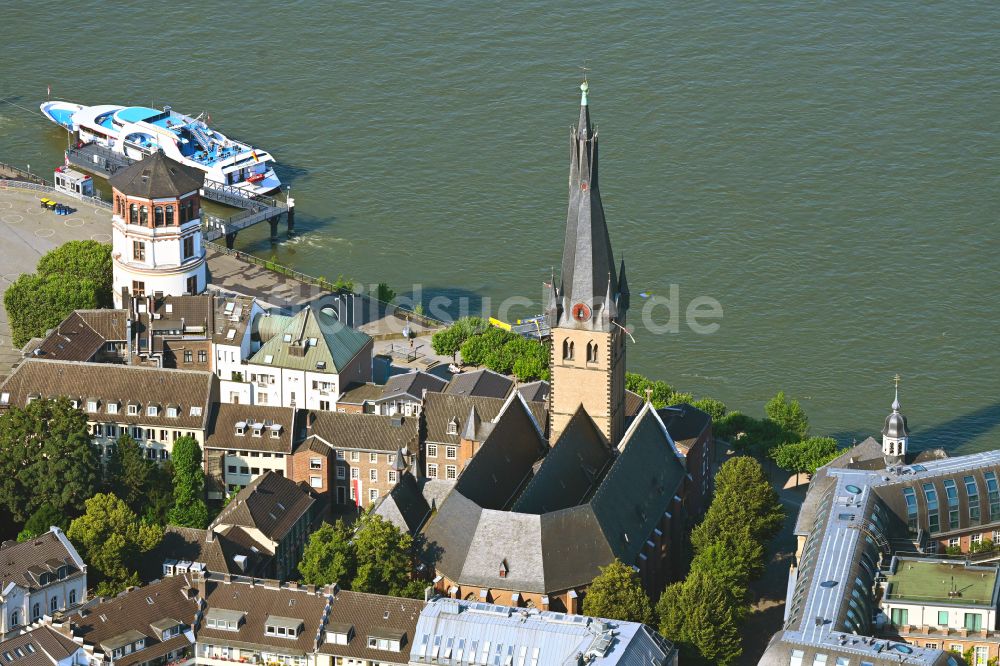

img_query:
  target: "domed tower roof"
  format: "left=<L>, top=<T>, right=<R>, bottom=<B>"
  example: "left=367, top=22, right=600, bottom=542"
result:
left=109, top=150, right=203, bottom=199
left=882, top=386, right=909, bottom=439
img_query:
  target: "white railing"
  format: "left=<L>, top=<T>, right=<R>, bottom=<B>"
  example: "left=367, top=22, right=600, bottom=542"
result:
left=0, top=179, right=112, bottom=209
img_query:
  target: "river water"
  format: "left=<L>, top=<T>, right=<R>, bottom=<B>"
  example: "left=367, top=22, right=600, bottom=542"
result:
left=2, top=1, right=998, bottom=451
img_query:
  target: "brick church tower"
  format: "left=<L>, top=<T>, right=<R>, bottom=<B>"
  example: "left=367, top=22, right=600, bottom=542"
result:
left=547, top=81, right=630, bottom=445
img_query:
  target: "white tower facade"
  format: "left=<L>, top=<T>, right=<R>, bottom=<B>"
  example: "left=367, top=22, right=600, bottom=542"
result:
left=882, top=377, right=910, bottom=459
left=109, top=152, right=207, bottom=307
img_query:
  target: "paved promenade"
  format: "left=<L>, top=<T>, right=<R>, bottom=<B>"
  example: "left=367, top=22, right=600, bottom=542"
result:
left=0, top=182, right=449, bottom=378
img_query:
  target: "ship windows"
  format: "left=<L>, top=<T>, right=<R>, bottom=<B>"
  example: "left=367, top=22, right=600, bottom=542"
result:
left=139, top=205, right=148, bottom=226
left=129, top=203, right=138, bottom=224
left=154, top=206, right=165, bottom=227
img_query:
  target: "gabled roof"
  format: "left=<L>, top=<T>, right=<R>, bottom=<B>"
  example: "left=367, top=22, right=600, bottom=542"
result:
left=306, top=412, right=419, bottom=453
left=0, top=528, right=84, bottom=591
left=372, top=473, right=432, bottom=535
left=0, top=359, right=215, bottom=430
left=143, top=526, right=270, bottom=581
left=249, top=307, right=371, bottom=373
left=318, top=590, right=424, bottom=662
left=0, top=625, right=83, bottom=666
left=204, top=404, right=301, bottom=454
left=422, top=393, right=547, bottom=445
left=29, top=310, right=127, bottom=361
left=516, top=380, right=550, bottom=403
left=71, top=575, right=199, bottom=666
left=108, top=151, right=203, bottom=199
left=444, top=369, right=514, bottom=399
left=210, top=472, right=315, bottom=543
left=377, top=371, right=447, bottom=403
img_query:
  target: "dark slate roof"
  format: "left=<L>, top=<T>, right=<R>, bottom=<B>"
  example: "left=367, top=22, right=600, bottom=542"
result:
left=516, top=380, right=549, bottom=403
left=317, top=590, right=424, bottom=663
left=623, top=390, right=644, bottom=418
left=72, top=575, right=199, bottom=666
left=30, top=310, right=127, bottom=361
left=0, top=528, right=84, bottom=591
left=422, top=393, right=547, bottom=445
left=377, top=370, right=447, bottom=403
left=424, top=402, right=689, bottom=594
left=198, top=577, right=328, bottom=656
left=0, top=359, right=215, bottom=430
left=444, top=369, right=514, bottom=399
left=451, top=395, right=548, bottom=511
left=108, top=151, right=204, bottom=199
left=372, top=473, right=432, bottom=535
left=143, top=526, right=270, bottom=581
left=306, top=412, right=419, bottom=453
left=657, top=403, right=712, bottom=454
left=0, top=625, right=82, bottom=666
left=204, top=404, right=301, bottom=454
left=513, top=407, right=613, bottom=514
left=210, top=472, right=315, bottom=543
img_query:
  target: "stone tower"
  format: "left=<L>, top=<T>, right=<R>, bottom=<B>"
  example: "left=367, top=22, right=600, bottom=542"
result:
left=882, top=376, right=910, bottom=460
left=109, top=151, right=207, bottom=307
left=547, top=82, right=630, bottom=445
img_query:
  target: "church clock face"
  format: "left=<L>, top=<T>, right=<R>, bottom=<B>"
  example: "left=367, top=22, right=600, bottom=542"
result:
left=571, top=302, right=591, bottom=322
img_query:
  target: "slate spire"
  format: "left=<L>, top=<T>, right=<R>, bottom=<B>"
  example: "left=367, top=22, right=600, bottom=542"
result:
left=549, top=81, right=624, bottom=331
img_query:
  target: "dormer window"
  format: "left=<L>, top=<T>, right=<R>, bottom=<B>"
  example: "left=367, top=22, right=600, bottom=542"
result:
left=166, top=406, right=179, bottom=418
left=499, top=560, right=508, bottom=579
left=264, top=617, right=302, bottom=638
left=87, top=400, right=98, bottom=412
left=367, top=632, right=404, bottom=652
left=128, top=403, right=140, bottom=416
left=447, top=419, right=458, bottom=435
left=147, top=405, right=159, bottom=417
left=270, top=425, right=282, bottom=439
left=235, top=421, right=246, bottom=436
left=107, top=402, right=119, bottom=415
left=0, top=392, right=9, bottom=406
left=252, top=427, right=262, bottom=437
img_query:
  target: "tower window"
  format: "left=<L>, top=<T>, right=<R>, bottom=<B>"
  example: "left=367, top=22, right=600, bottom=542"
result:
left=183, top=236, right=195, bottom=260
left=139, top=205, right=148, bottom=226
left=179, top=200, right=189, bottom=224
left=129, top=203, right=138, bottom=224
left=187, top=275, right=198, bottom=295
left=133, top=241, right=145, bottom=262
left=154, top=206, right=165, bottom=227
left=586, top=341, right=598, bottom=363
left=132, top=280, right=145, bottom=298
left=562, top=339, right=575, bottom=361
left=165, top=204, right=174, bottom=225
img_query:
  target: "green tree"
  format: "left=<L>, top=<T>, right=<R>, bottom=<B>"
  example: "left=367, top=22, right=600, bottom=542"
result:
left=35, top=240, right=113, bottom=306
left=298, top=520, right=357, bottom=587
left=770, top=436, right=841, bottom=478
left=17, top=503, right=69, bottom=542
left=581, top=560, right=654, bottom=625
left=106, top=433, right=154, bottom=513
left=4, top=273, right=101, bottom=348
left=431, top=317, right=488, bottom=360
left=376, top=283, right=396, bottom=304
left=67, top=493, right=163, bottom=596
left=688, top=530, right=762, bottom=606
left=168, top=436, right=209, bottom=528
left=352, top=514, right=421, bottom=598
left=657, top=571, right=744, bottom=666
left=692, top=457, right=784, bottom=553
left=0, top=397, right=99, bottom=522
left=512, top=339, right=551, bottom=382
left=691, top=397, right=727, bottom=421
left=764, top=391, right=809, bottom=441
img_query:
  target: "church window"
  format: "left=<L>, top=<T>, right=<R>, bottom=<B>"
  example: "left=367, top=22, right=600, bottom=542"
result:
left=10, top=611, right=18, bottom=627
left=154, top=206, right=165, bottom=227
left=165, top=205, right=174, bottom=225
left=586, top=341, right=598, bottom=363
left=139, top=205, right=148, bottom=226
left=562, top=339, right=574, bottom=361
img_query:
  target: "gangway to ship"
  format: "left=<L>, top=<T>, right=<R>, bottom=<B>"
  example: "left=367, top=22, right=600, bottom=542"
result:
left=186, top=122, right=215, bottom=151
left=64, top=141, right=293, bottom=248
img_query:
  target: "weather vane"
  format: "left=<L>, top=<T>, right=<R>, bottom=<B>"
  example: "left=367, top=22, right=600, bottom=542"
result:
left=579, top=62, right=591, bottom=83
left=893, top=373, right=902, bottom=389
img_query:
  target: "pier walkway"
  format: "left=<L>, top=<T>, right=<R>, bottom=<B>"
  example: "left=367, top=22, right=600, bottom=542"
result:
left=64, top=142, right=293, bottom=248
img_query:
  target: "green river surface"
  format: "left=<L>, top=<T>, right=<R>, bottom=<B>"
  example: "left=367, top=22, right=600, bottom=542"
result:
left=2, top=1, right=998, bottom=452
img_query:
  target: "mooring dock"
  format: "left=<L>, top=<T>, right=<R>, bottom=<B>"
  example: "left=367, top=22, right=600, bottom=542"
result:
left=65, top=142, right=294, bottom=247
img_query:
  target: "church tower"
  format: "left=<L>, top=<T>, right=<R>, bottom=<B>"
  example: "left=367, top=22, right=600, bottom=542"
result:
left=109, top=152, right=207, bottom=307
left=882, top=375, right=910, bottom=460
left=547, top=81, right=630, bottom=445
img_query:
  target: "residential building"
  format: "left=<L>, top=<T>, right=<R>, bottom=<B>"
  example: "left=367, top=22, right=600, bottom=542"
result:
left=244, top=307, right=372, bottom=410
left=147, top=525, right=271, bottom=582
left=0, top=359, right=216, bottom=463
left=316, top=590, right=424, bottom=666
left=372, top=371, right=447, bottom=417
left=109, top=152, right=206, bottom=307
left=0, top=528, right=87, bottom=638
left=301, top=412, right=420, bottom=507
left=123, top=293, right=215, bottom=371
left=21, top=310, right=128, bottom=364
left=208, top=472, right=317, bottom=581
left=881, top=556, right=1000, bottom=661
left=420, top=392, right=547, bottom=482
left=0, top=625, right=88, bottom=666
left=65, top=575, right=199, bottom=666
left=332, top=383, right=384, bottom=414
left=202, top=404, right=303, bottom=498
left=409, top=598, right=677, bottom=665
left=757, top=387, right=986, bottom=666
left=443, top=369, right=513, bottom=400
left=211, top=295, right=265, bottom=405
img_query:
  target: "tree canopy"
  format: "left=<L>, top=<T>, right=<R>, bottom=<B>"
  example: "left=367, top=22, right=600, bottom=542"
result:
left=431, top=317, right=488, bottom=359
left=764, top=391, right=810, bottom=442
left=770, top=436, right=841, bottom=477
left=624, top=373, right=693, bottom=408
left=0, top=397, right=100, bottom=523
left=581, top=560, right=654, bottom=625
left=657, top=571, right=744, bottom=666
left=431, top=318, right=550, bottom=381
left=4, top=241, right=112, bottom=347
left=67, top=493, right=163, bottom=596
left=168, top=436, right=209, bottom=528
left=105, top=433, right=174, bottom=524
left=298, top=520, right=357, bottom=587
left=17, top=503, right=68, bottom=542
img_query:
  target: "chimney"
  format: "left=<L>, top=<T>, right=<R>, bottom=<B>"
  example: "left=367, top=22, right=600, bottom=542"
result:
left=205, top=530, right=215, bottom=543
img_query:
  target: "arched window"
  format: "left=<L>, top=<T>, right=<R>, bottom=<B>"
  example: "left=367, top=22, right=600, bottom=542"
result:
left=69, top=589, right=76, bottom=605
left=154, top=206, right=164, bottom=227
left=165, top=204, right=174, bottom=226
left=562, top=339, right=570, bottom=360
left=10, top=611, right=18, bottom=627
left=139, top=205, right=148, bottom=226
left=129, top=203, right=138, bottom=225
left=568, top=341, right=574, bottom=360
left=586, top=341, right=598, bottom=363
left=116, top=197, right=124, bottom=216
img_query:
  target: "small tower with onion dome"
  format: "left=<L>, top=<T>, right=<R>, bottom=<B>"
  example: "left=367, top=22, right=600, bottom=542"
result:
left=109, top=151, right=206, bottom=307
left=882, top=374, right=910, bottom=460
